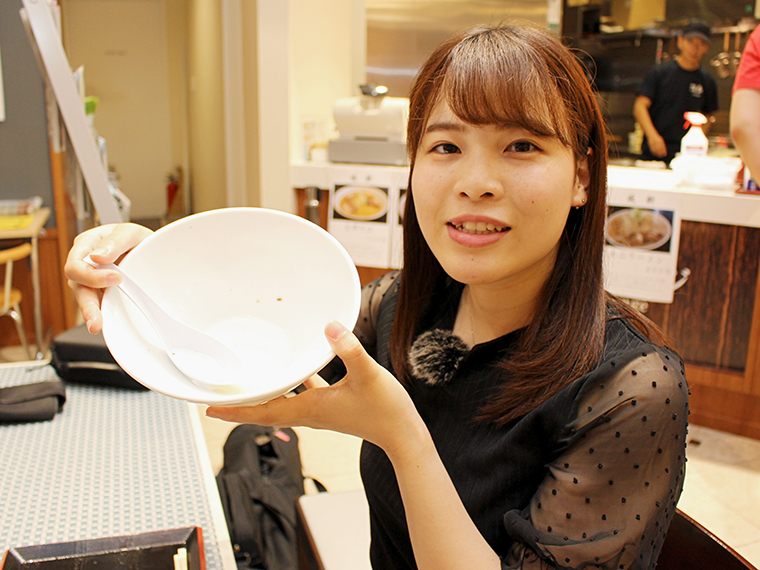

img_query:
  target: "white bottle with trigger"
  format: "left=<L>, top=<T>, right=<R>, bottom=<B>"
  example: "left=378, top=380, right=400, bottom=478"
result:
left=680, top=112, right=709, bottom=157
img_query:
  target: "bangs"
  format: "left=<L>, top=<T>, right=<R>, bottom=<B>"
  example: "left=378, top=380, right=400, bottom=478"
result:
left=437, top=28, right=576, bottom=148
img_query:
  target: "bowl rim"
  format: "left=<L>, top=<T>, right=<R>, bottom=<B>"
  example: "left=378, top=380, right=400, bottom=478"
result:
left=100, top=207, right=362, bottom=404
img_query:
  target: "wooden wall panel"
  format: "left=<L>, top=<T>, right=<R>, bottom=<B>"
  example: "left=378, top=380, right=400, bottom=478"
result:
left=668, top=222, right=734, bottom=367
left=646, top=222, right=758, bottom=372
left=688, top=379, right=760, bottom=440
left=723, top=226, right=760, bottom=369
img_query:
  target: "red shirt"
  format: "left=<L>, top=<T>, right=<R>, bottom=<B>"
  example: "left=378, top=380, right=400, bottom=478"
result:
left=733, top=25, right=760, bottom=93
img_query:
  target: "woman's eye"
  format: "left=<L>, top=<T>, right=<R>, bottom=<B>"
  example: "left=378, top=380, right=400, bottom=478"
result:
left=508, top=140, right=538, bottom=152
left=432, top=142, right=460, bottom=154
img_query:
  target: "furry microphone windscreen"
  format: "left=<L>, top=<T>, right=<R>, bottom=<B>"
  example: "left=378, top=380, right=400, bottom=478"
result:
left=408, top=329, right=469, bottom=385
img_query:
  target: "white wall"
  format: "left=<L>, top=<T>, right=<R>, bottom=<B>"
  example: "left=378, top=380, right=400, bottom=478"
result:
left=62, top=0, right=366, bottom=217
left=63, top=0, right=174, bottom=219
left=208, top=0, right=366, bottom=213
left=288, top=0, right=366, bottom=166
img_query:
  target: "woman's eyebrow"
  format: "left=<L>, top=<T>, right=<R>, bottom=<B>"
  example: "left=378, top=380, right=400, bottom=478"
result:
left=424, top=120, right=466, bottom=134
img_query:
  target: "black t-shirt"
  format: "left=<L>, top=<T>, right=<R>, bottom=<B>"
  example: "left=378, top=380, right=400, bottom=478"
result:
left=637, top=60, right=719, bottom=162
left=324, top=272, right=689, bottom=569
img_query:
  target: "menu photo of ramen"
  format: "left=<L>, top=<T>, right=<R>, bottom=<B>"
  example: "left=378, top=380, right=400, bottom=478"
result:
left=333, top=185, right=389, bottom=222
left=605, top=206, right=674, bottom=252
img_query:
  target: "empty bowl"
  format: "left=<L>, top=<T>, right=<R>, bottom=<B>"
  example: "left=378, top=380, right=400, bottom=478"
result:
left=100, top=207, right=361, bottom=405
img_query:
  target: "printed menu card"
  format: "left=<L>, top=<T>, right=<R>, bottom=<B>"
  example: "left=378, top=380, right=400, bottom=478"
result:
left=604, top=188, right=682, bottom=304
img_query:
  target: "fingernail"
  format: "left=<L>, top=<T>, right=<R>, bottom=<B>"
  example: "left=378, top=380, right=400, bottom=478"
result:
left=91, top=247, right=110, bottom=257
left=325, top=321, right=347, bottom=340
left=105, top=273, right=121, bottom=286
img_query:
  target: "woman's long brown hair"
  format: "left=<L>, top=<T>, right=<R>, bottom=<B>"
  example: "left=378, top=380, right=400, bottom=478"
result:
left=390, top=25, right=661, bottom=425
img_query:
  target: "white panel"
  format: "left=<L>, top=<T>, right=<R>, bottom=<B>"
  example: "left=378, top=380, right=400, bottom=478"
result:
left=258, top=1, right=292, bottom=213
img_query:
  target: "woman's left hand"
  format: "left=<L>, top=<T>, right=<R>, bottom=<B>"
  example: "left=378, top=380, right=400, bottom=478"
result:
left=211, top=321, right=502, bottom=570
left=206, top=321, right=425, bottom=458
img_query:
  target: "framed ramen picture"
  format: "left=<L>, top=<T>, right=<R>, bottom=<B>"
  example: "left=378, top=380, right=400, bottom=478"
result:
left=604, top=189, right=682, bottom=304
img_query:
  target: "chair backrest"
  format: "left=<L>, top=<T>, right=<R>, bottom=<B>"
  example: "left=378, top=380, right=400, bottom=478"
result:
left=0, top=243, right=32, bottom=313
left=657, top=509, right=757, bottom=569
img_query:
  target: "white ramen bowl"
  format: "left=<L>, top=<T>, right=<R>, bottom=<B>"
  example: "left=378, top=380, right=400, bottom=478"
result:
left=100, top=207, right=361, bottom=405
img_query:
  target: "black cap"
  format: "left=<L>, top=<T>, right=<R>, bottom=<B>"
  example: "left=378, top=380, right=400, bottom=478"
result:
left=681, top=22, right=711, bottom=43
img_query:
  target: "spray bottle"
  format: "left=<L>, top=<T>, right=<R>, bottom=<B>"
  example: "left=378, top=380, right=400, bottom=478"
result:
left=680, top=112, right=709, bottom=157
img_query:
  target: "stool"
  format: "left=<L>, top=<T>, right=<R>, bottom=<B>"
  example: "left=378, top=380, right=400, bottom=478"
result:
left=296, top=490, right=371, bottom=570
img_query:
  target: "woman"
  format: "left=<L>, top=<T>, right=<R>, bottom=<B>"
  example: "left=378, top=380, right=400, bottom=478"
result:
left=66, top=25, right=688, bottom=570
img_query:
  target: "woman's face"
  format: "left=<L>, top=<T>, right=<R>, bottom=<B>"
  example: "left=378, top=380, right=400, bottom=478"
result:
left=411, top=100, right=589, bottom=291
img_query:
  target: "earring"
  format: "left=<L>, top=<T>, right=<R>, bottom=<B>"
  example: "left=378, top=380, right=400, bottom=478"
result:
left=582, top=198, right=586, bottom=203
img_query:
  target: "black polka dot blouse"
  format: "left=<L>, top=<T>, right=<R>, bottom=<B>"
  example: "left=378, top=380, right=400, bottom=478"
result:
left=321, top=271, right=688, bottom=570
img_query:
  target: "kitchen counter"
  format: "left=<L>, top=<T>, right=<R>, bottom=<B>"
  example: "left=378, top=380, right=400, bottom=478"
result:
left=292, top=162, right=760, bottom=439
left=607, top=166, right=760, bottom=228
left=293, top=162, right=760, bottom=226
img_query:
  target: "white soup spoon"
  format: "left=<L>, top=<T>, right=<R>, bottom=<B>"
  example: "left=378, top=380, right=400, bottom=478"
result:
left=84, top=255, right=248, bottom=392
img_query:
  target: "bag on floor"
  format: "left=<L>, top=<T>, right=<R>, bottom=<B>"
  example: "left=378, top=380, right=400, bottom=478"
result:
left=216, top=424, right=324, bottom=570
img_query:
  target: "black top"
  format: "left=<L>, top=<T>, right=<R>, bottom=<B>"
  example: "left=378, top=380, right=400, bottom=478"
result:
left=322, top=272, right=689, bottom=570
left=636, top=60, right=719, bottom=163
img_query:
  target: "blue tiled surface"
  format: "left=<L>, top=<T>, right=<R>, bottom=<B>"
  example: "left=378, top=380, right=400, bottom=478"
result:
left=0, top=364, right=225, bottom=568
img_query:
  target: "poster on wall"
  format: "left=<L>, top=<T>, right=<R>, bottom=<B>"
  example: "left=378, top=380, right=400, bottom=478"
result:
left=603, top=189, right=682, bottom=303
left=327, top=166, right=408, bottom=269
left=328, top=169, right=392, bottom=269
left=330, top=182, right=391, bottom=268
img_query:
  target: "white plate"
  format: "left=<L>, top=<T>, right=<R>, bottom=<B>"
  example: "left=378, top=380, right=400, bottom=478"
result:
left=606, top=208, right=672, bottom=250
left=334, top=186, right=388, bottom=221
left=100, top=208, right=361, bottom=405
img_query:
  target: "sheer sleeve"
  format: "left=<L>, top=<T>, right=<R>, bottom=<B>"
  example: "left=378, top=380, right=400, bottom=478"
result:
left=502, top=347, right=689, bottom=570
left=318, top=270, right=400, bottom=384
left=352, top=270, right=400, bottom=354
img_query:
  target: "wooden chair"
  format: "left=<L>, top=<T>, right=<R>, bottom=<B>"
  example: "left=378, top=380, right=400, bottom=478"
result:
left=657, top=509, right=757, bottom=569
left=0, top=243, right=33, bottom=359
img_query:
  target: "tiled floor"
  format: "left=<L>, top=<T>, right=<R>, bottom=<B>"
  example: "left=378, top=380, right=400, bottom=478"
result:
left=5, top=344, right=759, bottom=567
left=677, top=424, right=760, bottom=565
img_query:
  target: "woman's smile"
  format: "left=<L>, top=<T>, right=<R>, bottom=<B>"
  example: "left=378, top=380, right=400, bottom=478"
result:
left=447, top=216, right=511, bottom=247
left=450, top=221, right=510, bottom=235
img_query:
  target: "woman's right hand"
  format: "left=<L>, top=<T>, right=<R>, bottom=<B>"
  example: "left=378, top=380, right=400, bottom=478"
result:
left=64, top=223, right=154, bottom=334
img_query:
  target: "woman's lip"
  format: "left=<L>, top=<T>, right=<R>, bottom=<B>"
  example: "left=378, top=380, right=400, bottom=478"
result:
left=448, top=215, right=510, bottom=229
left=446, top=221, right=510, bottom=247
left=447, top=216, right=511, bottom=235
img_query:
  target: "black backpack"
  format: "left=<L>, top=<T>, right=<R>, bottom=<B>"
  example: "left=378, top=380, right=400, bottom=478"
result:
left=216, top=424, right=323, bottom=569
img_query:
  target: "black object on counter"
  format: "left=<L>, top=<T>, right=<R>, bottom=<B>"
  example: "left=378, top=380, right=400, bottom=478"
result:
left=0, top=379, right=65, bottom=423
left=50, top=324, right=145, bottom=391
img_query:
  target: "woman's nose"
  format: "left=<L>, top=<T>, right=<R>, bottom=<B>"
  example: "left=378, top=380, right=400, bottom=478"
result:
left=456, top=156, right=506, bottom=199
